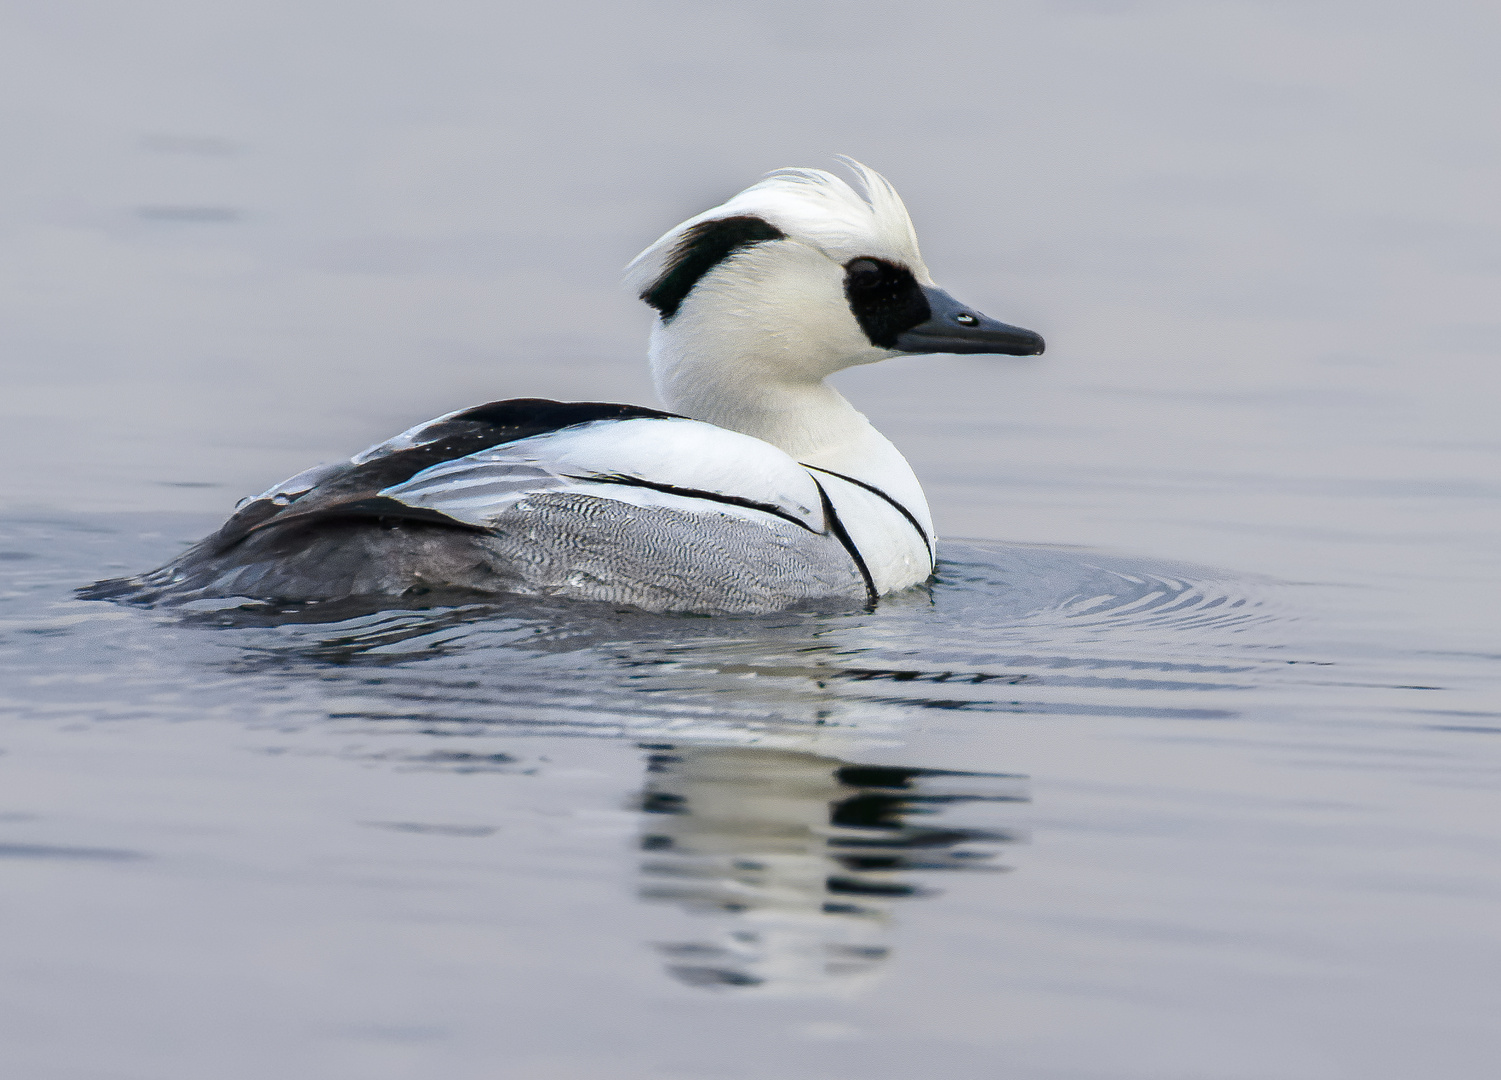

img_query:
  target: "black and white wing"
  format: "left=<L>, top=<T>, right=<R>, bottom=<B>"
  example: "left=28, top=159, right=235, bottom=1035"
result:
left=212, top=399, right=683, bottom=543
left=225, top=398, right=829, bottom=541
left=95, top=399, right=872, bottom=612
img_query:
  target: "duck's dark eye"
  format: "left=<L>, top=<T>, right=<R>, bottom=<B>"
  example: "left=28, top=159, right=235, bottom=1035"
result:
left=954, top=312, right=979, bottom=326
left=842, top=257, right=931, bottom=348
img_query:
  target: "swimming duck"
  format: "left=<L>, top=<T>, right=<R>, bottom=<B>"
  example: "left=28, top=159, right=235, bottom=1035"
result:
left=85, top=161, right=1043, bottom=614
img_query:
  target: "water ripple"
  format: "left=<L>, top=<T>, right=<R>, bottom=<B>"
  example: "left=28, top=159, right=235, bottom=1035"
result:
left=0, top=519, right=1356, bottom=742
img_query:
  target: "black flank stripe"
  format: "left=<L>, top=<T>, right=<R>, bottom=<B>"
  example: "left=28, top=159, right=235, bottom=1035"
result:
left=813, top=478, right=879, bottom=606
left=568, top=474, right=821, bottom=534
left=802, top=465, right=933, bottom=564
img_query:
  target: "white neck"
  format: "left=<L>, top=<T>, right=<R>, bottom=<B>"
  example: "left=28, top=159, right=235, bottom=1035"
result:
left=642, top=240, right=934, bottom=535
left=648, top=322, right=933, bottom=534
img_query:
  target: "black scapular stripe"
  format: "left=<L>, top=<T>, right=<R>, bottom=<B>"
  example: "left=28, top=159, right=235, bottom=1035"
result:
left=642, top=216, right=785, bottom=321
left=449, top=398, right=681, bottom=435
left=802, top=463, right=933, bottom=563
left=216, top=399, right=684, bottom=549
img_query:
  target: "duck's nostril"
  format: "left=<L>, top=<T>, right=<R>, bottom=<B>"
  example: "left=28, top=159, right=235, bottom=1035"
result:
left=954, top=313, right=979, bottom=326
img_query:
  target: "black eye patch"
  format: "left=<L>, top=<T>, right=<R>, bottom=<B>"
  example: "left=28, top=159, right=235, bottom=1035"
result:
left=843, top=258, right=930, bottom=348
left=641, top=215, right=785, bottom=321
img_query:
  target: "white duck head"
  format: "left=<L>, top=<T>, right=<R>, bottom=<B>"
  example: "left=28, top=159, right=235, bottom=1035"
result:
left=625, top=159, right=1043, bottom=465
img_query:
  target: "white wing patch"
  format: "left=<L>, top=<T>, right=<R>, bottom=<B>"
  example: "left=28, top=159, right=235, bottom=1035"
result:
left=378, top=418, right=827, bottom=531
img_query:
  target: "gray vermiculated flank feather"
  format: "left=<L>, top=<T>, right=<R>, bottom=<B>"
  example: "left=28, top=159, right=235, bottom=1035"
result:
left=85, top=493, right=868, bottom=615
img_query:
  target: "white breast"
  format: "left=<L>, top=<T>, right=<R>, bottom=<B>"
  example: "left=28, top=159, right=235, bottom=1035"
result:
left=811, top=469, right=934, bottom=594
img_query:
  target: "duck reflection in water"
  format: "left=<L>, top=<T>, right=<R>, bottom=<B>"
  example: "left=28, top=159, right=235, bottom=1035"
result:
left=635, top=742, right=1027, bottom=992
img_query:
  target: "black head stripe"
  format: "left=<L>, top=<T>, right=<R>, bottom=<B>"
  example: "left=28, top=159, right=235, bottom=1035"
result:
left=642, top=215, right=785, bottom=321
left=843, top=257, right=931, bottom=349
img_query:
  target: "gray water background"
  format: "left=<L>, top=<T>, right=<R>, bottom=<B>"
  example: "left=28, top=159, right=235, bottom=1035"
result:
left=1, top=2, right=1499, bottom=1078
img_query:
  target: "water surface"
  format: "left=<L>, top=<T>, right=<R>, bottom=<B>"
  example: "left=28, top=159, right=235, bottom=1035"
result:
left=2, top=2, right=1500, bottom=1078
left=4, top=512, right=1498, bottom=1079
